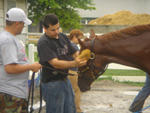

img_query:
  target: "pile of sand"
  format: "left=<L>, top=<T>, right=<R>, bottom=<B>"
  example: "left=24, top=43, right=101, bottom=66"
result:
left=88, top=10, right=150, bottom=25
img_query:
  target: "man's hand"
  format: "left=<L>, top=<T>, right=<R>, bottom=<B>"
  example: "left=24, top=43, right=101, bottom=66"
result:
left=74, top=57, right=87, bottom=67
left=30, top=62, right=42, bottom=72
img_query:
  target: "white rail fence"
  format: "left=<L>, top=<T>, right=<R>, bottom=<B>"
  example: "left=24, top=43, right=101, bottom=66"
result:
left=28, top=44, right=37, bottom=64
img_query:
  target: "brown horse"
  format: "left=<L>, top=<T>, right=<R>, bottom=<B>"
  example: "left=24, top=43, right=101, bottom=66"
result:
left=78, top=24, right=150, bottom=92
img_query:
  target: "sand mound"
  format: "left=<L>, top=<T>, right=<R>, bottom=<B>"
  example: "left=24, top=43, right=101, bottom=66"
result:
left=88, top=10, right=150, bottom=25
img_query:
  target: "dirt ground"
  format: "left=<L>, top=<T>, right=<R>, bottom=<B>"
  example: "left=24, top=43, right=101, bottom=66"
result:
left=31, top=80, right=150, bottom=113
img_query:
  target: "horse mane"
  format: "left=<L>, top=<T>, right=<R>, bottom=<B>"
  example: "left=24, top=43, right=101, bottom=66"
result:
left=97, top=24, right=150, bottom=41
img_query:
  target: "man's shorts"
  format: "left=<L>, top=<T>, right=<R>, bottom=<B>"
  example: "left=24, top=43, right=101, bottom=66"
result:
left=0, top=92, right=27, bottom=113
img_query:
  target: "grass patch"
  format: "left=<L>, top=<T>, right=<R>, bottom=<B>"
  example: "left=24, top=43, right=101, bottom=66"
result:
left=118, top=81, right=145, bottom=86
left=102, top=69, right=145, bottom=76
left=96, top=69, right=145, bottom=86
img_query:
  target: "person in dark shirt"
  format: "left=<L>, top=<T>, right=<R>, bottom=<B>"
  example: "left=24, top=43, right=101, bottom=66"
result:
left=68, top=29, right=84, bottom=113
left=37, top=14, right=87, bottom=113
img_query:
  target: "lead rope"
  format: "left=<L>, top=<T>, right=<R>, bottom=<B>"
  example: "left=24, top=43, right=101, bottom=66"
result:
left=27, top=70, right=42, bottom=113
left=38, top=68, right=42, bottom=113
left=42, top=66, right=76, bottom=76
left=27, top=72, right=35, bottom=113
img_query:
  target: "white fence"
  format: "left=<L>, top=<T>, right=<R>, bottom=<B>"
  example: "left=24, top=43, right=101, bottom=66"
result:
left=28, top=44, right=37, bottom=64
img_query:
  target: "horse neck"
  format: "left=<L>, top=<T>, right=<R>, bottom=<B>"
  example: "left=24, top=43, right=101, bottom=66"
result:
left=95, top=32, right=150, bottom=71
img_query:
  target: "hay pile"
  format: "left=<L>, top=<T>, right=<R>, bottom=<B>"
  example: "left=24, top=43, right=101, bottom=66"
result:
left=28, top=35, right=40, bottom=44
left=88, top=10, right=150, bottom=25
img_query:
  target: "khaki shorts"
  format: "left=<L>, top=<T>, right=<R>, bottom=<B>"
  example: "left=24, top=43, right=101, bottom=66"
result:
left=68, top=70, right=78, bottom=75
left=0, top=92, right=27, bottom=113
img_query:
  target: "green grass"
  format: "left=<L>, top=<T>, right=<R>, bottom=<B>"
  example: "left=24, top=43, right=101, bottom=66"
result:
left=95, top=69, right=146, bottom=86
left=102, top=69, right=145, bottom=76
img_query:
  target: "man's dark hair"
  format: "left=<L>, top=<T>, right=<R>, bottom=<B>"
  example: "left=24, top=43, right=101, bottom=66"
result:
left=43, top=13, right=59, bottom=28
left=6, top=20, right=16, bottom=26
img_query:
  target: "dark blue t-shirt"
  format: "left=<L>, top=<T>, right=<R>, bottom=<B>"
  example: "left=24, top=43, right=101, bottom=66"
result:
left=37, top=33, right=77, bottom=83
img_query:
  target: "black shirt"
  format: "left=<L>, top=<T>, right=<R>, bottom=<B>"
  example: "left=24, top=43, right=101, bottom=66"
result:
left=37, top=33, right=77, bottom=83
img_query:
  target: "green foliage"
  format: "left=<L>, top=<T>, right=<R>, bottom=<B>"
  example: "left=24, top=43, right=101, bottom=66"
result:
left=28, top=0, right=96, bottom=29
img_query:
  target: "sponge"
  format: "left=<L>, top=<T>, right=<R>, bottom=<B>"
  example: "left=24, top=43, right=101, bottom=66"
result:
left=78, top=49, right=91, bottom=60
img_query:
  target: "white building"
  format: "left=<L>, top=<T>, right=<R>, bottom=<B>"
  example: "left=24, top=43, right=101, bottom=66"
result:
left=0, top=0, right=29, bottom=44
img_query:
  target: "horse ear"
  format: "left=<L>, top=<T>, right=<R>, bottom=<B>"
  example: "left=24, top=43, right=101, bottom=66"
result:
left=84, top=38, right=89, bottom=42
left=90, top=29, right=96, bottom=39
left=78, top=38, right=84, bottom=48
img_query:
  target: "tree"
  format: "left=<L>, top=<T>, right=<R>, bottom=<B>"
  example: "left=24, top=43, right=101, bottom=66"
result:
left=28, top=0, right=96, bottom=29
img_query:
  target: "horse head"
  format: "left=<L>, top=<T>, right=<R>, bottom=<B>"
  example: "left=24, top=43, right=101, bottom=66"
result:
left=78, top=24, right=150, bottom=92
left=78, top=29, right=108, bottom=92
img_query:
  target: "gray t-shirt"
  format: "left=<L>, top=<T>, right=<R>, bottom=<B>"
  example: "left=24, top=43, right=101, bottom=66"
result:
left=0, top=30, right=29, bottom=99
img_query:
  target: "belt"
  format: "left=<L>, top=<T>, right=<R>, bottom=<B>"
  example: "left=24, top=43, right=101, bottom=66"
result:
left=59, top=77, right=68, bottom=81
left=48, top=77, right=68, bottom=82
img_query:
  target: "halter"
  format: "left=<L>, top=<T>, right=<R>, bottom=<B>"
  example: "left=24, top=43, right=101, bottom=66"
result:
left=78, top=37, right=108, bottom=80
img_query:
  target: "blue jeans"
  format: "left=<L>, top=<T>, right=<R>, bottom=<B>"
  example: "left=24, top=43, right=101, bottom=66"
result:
left=129, top=73, right=150, bottom=113
left=41, top=78, right=76, bottom=113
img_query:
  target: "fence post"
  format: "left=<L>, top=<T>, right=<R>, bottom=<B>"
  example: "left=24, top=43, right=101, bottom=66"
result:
left=28, top=44, right=35, bottom=64
left=86, top=32, right=90, bottom=38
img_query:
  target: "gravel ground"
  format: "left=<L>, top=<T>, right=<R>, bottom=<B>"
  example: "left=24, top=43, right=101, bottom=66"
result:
left=31, top=80, right=150, bottom=113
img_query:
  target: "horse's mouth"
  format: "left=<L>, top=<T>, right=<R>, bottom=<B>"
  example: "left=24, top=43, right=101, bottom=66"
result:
left=78, top=82, right=91, bottom=92
left=80, top=86, right=91, bottom=92
left=78, top=76, right=93, bottom=92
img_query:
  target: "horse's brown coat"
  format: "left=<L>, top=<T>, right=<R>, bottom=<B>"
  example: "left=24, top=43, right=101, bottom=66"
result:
left=78, top=24, right=150, bottom=92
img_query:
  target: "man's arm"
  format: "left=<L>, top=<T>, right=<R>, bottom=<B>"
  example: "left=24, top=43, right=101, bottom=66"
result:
left=48, top=56, right=86, bottom=70
left=4, top=62, right=42, bottom=74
